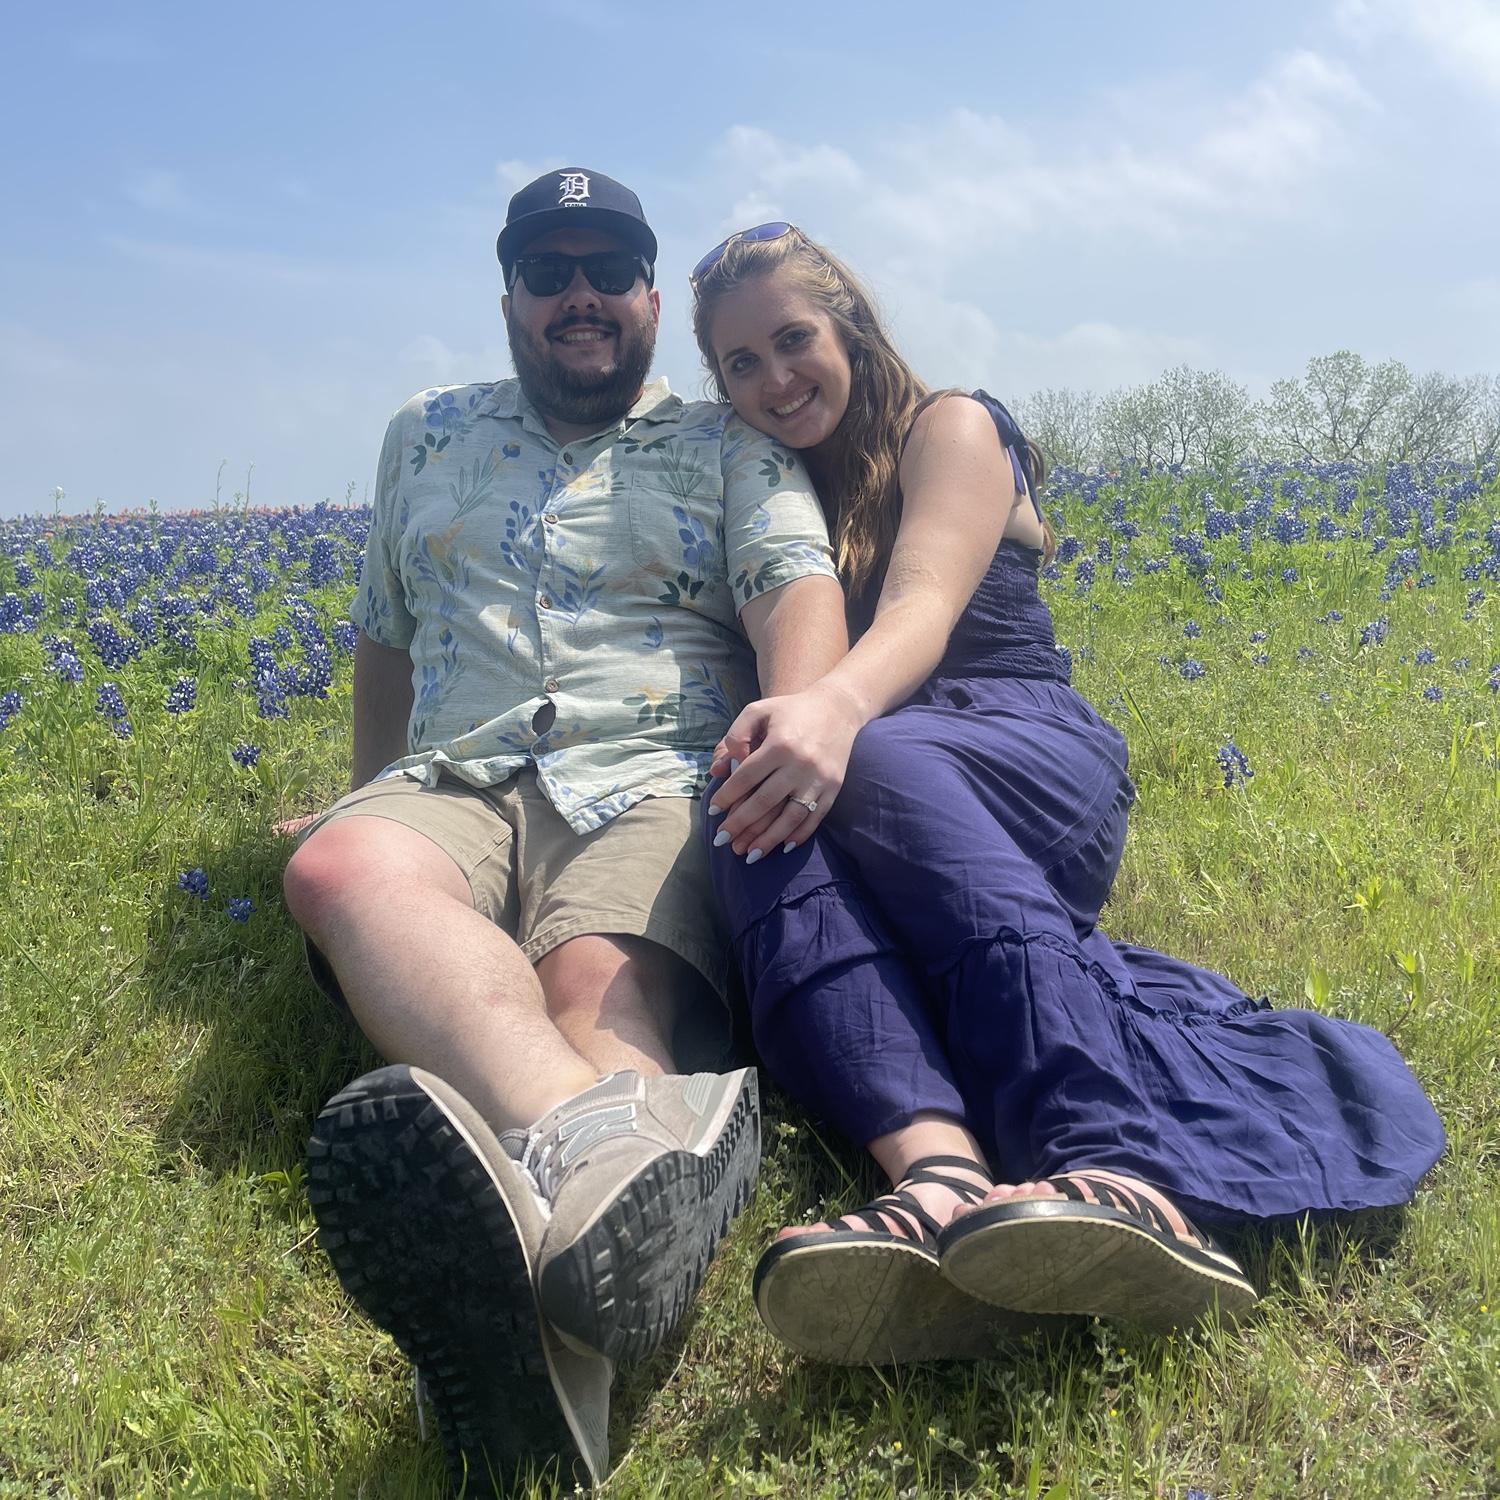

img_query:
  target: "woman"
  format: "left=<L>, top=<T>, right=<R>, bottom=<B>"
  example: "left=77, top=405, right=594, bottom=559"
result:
left=688, top=223, right=1445, bottom=1364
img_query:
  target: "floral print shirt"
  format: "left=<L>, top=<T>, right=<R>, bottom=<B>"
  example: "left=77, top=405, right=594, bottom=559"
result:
left=358, top=376, right=839, bottom=832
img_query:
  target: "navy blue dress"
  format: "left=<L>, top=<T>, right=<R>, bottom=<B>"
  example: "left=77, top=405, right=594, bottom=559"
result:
left=708, top=396, right=1444, bottom=1230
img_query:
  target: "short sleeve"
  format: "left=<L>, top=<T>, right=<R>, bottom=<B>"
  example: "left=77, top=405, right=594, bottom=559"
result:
left=719, top=416, right=839, bottom=613
left=358, top=401, right=418, bottom=648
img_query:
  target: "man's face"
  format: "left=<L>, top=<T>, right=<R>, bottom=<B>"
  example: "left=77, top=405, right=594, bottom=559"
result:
left=502, top=227, right=661, bottom=429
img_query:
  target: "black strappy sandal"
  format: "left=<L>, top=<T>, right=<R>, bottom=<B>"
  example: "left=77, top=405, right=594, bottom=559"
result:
left=752, top=1156, right=1045, bottom=1364
left=937, top=1168, right=1259, bottom=1331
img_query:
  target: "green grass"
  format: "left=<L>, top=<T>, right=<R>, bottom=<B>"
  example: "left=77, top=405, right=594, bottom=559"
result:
left=1, top=471, right=1497, bottom=1497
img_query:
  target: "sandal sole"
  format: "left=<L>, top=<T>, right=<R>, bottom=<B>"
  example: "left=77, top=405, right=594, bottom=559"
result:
left=939, top=1200, right=1259, bottom=1331
left=307, top=1066, right=599, bottom=1493
left=539, top=1070, right=761, bottom=1363
left=754, top=1233, right=1047, bottom=1364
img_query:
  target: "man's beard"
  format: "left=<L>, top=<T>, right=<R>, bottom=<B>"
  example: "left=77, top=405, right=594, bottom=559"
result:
left=506, top=311, right=657, bottom=429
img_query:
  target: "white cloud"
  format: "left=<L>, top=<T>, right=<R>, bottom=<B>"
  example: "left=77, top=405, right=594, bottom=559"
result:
left=1339, top=0, right=1500, bottom=101
left=398, top=333, right=512, bottom=384
left=713, top=48, right=1369, bottom=261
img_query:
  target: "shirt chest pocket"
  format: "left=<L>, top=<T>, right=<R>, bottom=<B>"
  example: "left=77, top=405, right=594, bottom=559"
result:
left=626, top=465, right=726, bottom=598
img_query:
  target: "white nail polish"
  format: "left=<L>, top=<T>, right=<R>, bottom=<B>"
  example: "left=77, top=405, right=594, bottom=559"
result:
left=745, top=848, right=763, bottom=865
left=782, top=841, right=797, bottom=853
left=713, top=829, right=731, bottom=848
left=709, top=802, right=727, bottom=817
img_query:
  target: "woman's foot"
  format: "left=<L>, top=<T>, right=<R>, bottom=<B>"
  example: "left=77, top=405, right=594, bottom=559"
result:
left=938, top=1166, right=1259, bottom=1330
left=753, top=1155, right=1046, bottom=1364
left=778, top=1157, right=993, bottom=1246
left=953, top=1167, right=1214, bottom=1254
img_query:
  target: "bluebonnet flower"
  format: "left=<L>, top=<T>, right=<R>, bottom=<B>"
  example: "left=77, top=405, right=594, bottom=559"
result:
left=95, top=682, right=132, bottom=738
left=85, top=617, right=140, bottom=669
left=1453, top=657, right=1470, bottom=671
left=1249, top=630, right=1268, bottom=644
left=0, top=690, right=21, bottom=730
left=1183, top=621, right=1201, bottom=638
left=0, top=593, right=38, bottom=633
left=1252, top=653, right=1270, bottom=666
left=305, top=536, right=342, bottom=585
left=1414, top=647, right=1436, bottom=666
left=1423, top=685, right=1443, bottom=702
left=1179, top=659, right=1205, bottom=681
left=1297, top=647, right=1316, bottom=661
left=1468, top=589, right=1485, bottom=607
left=177, top=868, right=210, bottom=900
left=1359, top=616, right=1390, bottom=647
left=226, top=897, right=256, bottom=922
left=1318, top=610, right=1344, bottom=625
left=42, top=634, right=83, bottom=682
left=1280, top=567, right=1298, bottom=584
left=164, top=677, right=197, bottom=714
left=231, top=743, right=261, bottom=768
left=1217, top=739, right=1253, bottom=788
left=332, top=621, right=359, bottom=653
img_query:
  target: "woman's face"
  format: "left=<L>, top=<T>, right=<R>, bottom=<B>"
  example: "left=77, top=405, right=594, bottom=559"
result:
left=706, top=268, right=853, bottom=452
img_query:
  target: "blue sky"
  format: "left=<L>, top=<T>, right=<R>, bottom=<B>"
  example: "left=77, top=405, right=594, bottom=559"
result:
left=3, top=0, right=1498, bottom=517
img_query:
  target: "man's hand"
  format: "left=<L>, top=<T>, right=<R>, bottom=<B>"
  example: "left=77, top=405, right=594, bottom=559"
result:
left=273, top=813, right=321, bottom=838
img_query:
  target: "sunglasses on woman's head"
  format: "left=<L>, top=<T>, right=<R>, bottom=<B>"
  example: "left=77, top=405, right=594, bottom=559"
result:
left=689, top=222, right=801, bottom=287
left=506, top=250, right=652, bottom=298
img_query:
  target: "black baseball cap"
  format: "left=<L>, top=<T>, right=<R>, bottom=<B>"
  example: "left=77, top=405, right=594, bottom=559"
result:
left=496, top=167, right=658, bottom=270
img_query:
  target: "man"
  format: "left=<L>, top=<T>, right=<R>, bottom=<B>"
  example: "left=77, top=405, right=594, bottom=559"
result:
left=283, top=168, right=845, bottom=1493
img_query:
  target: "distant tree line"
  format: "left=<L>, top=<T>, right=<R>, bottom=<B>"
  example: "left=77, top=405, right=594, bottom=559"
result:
left=1017, top=351, right=1500, bottom=470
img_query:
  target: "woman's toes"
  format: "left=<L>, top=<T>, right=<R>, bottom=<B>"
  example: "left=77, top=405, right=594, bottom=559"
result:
left=775, top=1221, right=832, bottom=1243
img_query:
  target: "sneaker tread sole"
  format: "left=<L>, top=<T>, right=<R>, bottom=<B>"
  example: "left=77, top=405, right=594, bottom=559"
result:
left=538, top=1071, right=760, bottom=1362
left=307, top=1068, right=588, bottom=1494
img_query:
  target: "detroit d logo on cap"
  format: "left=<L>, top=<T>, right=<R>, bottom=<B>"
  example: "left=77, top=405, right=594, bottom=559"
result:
left=558, top=172, right=590, bottom=205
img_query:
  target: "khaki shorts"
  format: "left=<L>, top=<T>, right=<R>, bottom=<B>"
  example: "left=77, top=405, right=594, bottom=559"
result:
left=297, top=769, right=732, bottom=1039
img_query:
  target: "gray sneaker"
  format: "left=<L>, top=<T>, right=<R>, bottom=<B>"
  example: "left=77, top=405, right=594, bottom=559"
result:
left=523, top=1067, right=761, bottom=1362
left=306, top=1065, right=611, bottom=1493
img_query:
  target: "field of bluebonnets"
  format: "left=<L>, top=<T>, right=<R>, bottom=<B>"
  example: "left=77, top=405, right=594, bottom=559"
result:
left=1, top=457, right=1498, bottom=1499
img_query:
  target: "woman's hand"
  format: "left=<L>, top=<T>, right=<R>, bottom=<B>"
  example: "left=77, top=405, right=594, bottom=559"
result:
left=707, top=681, right=867, bottom=860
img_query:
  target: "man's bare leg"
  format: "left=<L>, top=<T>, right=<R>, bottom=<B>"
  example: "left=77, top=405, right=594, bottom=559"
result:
left=284, top=816, right=598, bottom=1131
left=537, top=933, right=700, bottom=1078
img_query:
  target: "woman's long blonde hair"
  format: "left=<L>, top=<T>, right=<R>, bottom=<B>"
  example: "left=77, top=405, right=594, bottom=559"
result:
left=691, top=228, right=1049, bottom=606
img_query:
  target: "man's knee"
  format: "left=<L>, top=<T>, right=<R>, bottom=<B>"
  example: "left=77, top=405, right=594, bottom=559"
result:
left=283, top=818, right=458, bottom=937
left=283, top=823, right=367, bottom=936
left=539, top=934, right=689, bottom=1030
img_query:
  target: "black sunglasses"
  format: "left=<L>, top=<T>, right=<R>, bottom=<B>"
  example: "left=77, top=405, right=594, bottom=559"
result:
left=505, top=250, right=652, bottom=298
left=689, top=222, right=800, bottom=286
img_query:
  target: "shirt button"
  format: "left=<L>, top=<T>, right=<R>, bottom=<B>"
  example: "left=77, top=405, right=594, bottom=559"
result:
left=561, top=451, right=574, bottom=464
left=544, top=512, right=559, bottom=525
left=544, top=678, right=560, bottom=694
left=538, top=594, right=552, bottom=610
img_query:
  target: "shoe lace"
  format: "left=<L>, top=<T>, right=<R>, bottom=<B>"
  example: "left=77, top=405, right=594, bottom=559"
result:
left=519, top=1128, right=563, bottom=1202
